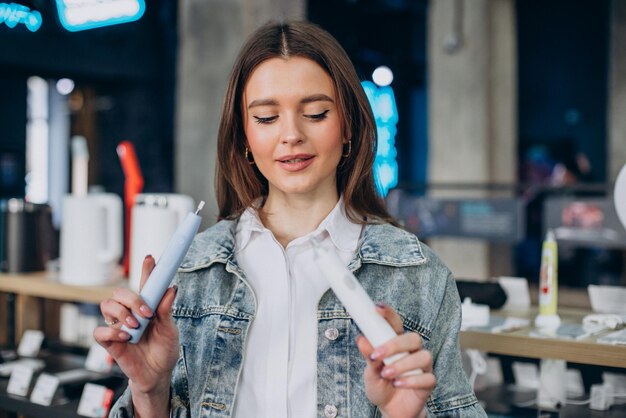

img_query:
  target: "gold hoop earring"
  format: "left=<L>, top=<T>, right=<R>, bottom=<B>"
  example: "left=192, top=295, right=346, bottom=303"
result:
left=342, top=140, right=352, bottom=158
left=245, top=147, right=255, bottom=165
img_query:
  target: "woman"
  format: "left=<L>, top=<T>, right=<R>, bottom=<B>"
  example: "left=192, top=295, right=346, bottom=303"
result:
left=95, top=20, right=486, bottom=418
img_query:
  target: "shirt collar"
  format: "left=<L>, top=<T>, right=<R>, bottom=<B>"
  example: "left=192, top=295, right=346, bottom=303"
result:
left=235, top=205, right=264, bottom=253
left=317, top=198, right=363, bottom=252
left=235, top=198, right=362, bottom=253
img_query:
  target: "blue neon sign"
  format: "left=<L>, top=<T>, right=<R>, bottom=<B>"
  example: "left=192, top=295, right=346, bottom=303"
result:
left=0, top=3, right=42, bottom=32
left=55, top=0, right=145, bottom=32
left=362, top=80, right=399, bottom=197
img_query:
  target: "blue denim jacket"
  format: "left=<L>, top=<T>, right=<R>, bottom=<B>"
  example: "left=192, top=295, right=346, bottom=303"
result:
left=110, top=220, right=487, bottom=418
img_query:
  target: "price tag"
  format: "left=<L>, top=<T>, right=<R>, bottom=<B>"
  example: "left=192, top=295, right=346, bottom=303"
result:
left=85, top=344, right=113, bottom=373
left=77, top=383, right=114, bottom=418
left=17, top=330, right=45, bottom=357
left=7, top=364, right=34, bottom=397
left=30, top=373, right=60, bottom=406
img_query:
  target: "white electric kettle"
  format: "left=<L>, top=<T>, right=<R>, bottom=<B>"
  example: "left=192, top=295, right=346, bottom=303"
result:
left=129, top=193, right=194, bottom=291
left=59, top=194, right=123, bottom=286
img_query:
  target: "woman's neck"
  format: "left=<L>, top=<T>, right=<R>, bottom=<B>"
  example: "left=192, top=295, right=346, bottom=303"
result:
left=260, top=191, right=339, bottom=248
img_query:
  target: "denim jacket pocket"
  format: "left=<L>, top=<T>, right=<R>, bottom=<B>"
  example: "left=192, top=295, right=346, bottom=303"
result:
left=399, top=313, right=432, bottom=349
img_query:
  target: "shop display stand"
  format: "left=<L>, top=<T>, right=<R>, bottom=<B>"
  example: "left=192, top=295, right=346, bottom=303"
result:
left=0, top=349, right=127, bottom=418
left=0, top=272, right=124, bottom=418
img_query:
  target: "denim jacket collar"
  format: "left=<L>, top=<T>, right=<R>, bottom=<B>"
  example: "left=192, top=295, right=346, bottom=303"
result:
left=179, top=219, right=428, bottom=273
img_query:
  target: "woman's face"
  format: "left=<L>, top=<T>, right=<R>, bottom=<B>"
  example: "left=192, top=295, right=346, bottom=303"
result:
left=242, top=56, right=344, bottom=200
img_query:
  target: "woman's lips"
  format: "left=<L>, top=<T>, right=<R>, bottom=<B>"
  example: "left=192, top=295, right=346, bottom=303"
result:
left=277, top=155, right=315, bottom=172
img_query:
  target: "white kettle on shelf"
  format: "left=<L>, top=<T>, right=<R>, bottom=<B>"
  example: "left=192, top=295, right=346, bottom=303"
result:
left=129, top=193, right=194, bottom=291
left=59, top=193, right=123, bottom=286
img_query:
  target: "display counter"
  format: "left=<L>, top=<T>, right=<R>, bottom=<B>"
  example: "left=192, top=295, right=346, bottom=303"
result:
left=460, top=307, right=626, bottom=368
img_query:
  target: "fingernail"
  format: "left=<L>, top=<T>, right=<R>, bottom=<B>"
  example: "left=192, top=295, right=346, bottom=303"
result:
left=119, top=332, right=131, bottom=340
left=392, top=379, right=406, bottom=388
left=370, top=348, right=385, bottom=361
left=140, top=305, right=153, bottom=318
left=125, top=316, right=139, bottom=328
left=173, top=285, right=178, bottom=293
left=376, top=302, right=386, bottom=309
left=144, top=254, right=152, bottom=260
left=381, top=367, right=395, bottom=378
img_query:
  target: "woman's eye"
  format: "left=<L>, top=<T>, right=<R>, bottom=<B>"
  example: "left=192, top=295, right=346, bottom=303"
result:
left=305, top=109, right=330, bottom=121
left=254, top=115, right=278, bottom=124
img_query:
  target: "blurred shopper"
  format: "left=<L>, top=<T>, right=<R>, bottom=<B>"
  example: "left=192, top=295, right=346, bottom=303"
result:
left=95, top=21, right=486, bottom=418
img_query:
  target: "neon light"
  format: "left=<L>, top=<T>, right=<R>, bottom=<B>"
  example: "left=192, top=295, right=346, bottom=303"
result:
left=362, top=81, right=399, bottom=197
left=55, top=0, right=145, bottom=32
left=0, top=3, right=42, bottom=32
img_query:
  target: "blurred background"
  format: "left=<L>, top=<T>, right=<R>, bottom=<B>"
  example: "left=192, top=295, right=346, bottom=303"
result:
left=0, top=0, right=625, bottom=289
left=2, top=2, right=626, bottom=417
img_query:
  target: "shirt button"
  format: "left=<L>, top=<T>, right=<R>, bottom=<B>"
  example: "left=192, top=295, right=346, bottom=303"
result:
left=324, top=327, right=339, bottom=341
left=324, top=404, right=338, bottom=418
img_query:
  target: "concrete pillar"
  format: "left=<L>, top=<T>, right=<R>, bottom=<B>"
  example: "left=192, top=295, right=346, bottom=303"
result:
left=175, top=0, right=305, bottom=224
left=427, top=0, right=517, bottom=280
left=608, top=0, right=626, bottom=183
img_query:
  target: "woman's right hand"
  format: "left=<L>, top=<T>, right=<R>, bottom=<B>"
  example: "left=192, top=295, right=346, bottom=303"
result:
left=94, top=255, right=179, bottom=397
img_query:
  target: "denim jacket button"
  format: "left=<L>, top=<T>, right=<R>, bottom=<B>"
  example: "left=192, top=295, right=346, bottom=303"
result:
left=324, top=327, right=339, bottom=341
left=324, top=404, right=338, bottom=417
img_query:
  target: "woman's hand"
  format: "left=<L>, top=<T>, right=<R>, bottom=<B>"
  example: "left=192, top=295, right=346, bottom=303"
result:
left=93, top=255, right=179, bottom=398
left=356, top=303, right=436, bottom=418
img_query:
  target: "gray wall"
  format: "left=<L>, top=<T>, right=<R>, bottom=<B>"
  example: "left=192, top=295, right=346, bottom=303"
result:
left=427, top=0, right=517, bottom=280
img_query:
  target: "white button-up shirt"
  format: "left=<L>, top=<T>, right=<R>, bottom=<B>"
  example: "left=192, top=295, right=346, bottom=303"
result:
left=232, top=200, right=363, bottom=418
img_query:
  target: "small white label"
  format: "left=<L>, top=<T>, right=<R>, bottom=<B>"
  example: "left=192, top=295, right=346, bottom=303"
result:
left=85, top=344, right=113, bottom=373
left=17, top=330, right=45, bottom=357
left=30, top=373, right=60, bottom=406
left=7, top=364, right=34, bottom=397
left=77, top=383, right=114, bottom=418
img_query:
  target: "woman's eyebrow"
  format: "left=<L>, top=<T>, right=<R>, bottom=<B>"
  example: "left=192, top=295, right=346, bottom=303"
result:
left=300, top=94, right=334, bottom=104
left=247, top=94, right=334, bottom=109
left=248, top=98, right=279, bottom=109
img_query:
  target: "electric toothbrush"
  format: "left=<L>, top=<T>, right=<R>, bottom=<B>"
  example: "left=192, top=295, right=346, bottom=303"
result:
left=122, top=201, right=204, bottom=344
left=312, top=242, right=422, bottom=375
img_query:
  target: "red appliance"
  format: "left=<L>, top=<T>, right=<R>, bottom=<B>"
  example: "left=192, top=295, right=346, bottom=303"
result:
left=116, top=141, right=144, bottom=278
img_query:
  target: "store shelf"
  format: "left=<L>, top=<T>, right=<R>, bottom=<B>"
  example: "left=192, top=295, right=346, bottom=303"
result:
left=460, top=308, right=626, bottom=368
left=0, top=272, right=120, bottom=304
left=0, top=272, right=123, bottom=348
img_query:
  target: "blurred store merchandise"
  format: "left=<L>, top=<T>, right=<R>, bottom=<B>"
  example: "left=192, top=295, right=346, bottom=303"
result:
left=1, top=199, right=56, bottom=273
left=76, top=304, right=100, bottom=348
left=60, top=302, right=103, bottom=348
left=59, top=303, right=80, bottom=345
left=129, top=193, right=193, bottom=291
left=59, top=194, right=122, bottom=286
left=117, top=140, right=144, bottom=278
left=497, top=277, right=531, bottom=310
left=387, top=189, right=525, bottom=243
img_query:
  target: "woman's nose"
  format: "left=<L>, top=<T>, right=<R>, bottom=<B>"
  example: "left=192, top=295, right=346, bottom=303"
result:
left=280, top=116, right=304, bottom=145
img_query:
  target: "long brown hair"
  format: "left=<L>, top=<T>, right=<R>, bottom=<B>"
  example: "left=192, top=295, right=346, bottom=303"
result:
left=216, top=20, right=394, bottom=224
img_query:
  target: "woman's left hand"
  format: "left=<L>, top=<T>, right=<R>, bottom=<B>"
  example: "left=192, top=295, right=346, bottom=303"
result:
left=356, top=303, right=436, bottom=418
